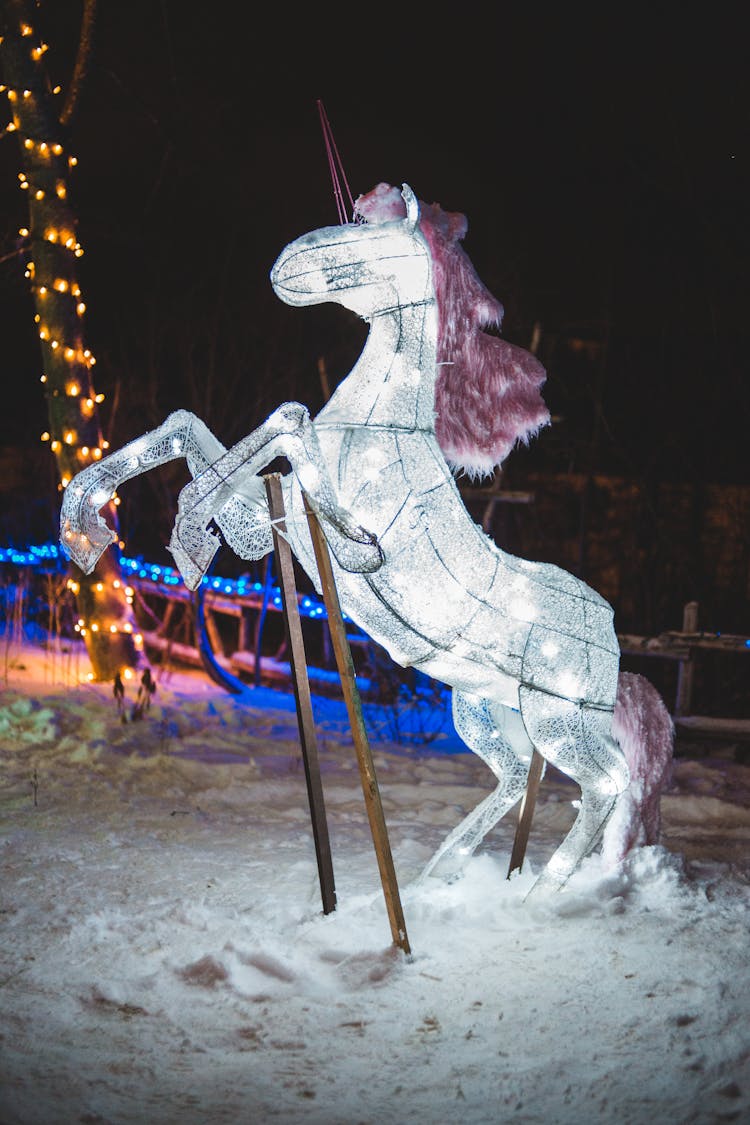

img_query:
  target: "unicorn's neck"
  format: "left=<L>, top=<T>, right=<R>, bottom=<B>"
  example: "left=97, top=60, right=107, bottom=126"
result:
left=315, top=299, right=438, bottom=431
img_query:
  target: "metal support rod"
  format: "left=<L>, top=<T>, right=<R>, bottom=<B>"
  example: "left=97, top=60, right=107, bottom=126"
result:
left=264, top=474, right=336, bottom=915
left=507, top=748, right=545, bottom=879
left=302, top=492, right=411, bottom=956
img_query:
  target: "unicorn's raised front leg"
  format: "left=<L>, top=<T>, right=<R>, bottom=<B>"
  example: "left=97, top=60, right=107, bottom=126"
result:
left=60, top=410, right=227, bottom=574
left=519, top=687, right=629, bottom=898
left=169, top=402, right=383, bottom=589
left=417, top=691, right=534, bottom=884
left=209, top=469, right=274, bottom=564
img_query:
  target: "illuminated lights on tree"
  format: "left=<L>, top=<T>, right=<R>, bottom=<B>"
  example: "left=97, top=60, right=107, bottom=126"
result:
left=1, top=0, right=136, bottom=680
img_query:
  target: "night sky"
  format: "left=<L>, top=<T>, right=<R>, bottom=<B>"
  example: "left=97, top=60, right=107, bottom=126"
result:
left=1, top=3, right=747, bottom=486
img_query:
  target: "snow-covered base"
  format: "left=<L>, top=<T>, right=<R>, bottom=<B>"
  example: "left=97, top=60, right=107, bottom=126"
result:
left=1, top=643, right=749, bottom=1124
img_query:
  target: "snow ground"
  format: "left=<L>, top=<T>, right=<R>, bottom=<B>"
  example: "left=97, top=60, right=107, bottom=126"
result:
left=1, top=640, right=749, bottom=1125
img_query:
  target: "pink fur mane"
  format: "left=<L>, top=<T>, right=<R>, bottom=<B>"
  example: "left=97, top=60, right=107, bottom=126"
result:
left=354, top=183, right=550, bottom=477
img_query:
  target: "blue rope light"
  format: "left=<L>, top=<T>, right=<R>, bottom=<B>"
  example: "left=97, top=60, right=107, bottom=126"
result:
left=0, top=542, right=351, bottom=622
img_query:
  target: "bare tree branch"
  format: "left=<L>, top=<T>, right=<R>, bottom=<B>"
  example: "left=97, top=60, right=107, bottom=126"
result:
left=59, top=0, right=97, bottom=126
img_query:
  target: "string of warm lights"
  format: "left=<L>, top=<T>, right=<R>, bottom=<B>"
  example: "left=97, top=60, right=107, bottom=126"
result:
left=1, top=20, right=111, bottom=481
left=1, top=11, right=136, bottom=680
left=65, top=574, right=143, bottom=646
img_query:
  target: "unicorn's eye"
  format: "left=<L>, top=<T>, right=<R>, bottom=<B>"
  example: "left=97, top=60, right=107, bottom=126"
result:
left=324, top=263, right=357, bottom=287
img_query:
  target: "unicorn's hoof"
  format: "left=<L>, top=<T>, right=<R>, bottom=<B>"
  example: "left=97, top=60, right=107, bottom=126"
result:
left=524, top=869, right=567, bottom=901
left=422, top=850, right=469, bottom=884
left=167, top=526, right=220, bottom=591
left=59, top=518, right=115, bottom=575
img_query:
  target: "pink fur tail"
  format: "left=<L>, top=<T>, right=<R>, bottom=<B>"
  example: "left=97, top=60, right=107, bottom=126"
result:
left=601, top=672, right=675, bottom=869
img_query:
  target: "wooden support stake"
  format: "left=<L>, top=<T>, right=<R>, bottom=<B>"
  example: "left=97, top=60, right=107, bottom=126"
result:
left=264, top=475, right=336, bottom=916
left=674, top=600, right=699, bottom=717
left=302, top=492, right=412, bottom=956
left=507, top=748, right=545, bottom=879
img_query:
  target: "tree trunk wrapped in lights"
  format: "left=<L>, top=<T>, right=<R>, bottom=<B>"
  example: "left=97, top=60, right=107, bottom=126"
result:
left=0, top=0, right=138, bottom=680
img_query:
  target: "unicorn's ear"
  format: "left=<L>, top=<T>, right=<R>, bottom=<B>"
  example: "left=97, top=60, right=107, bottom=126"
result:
left=401, top=184, right=420, bottom=227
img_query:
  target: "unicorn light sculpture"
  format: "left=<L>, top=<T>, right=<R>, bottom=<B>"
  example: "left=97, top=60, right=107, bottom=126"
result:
left=60, top=182, right=671, bottom=896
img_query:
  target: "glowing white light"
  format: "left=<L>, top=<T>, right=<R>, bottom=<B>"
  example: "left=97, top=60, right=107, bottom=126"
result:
left=596, top=774, right=620, bottom=797
left=297, top=464, right=320, bottom=492
left=362, top=446, right=390, bottom=482
left=557, top=671, right=580, bottom=698
left=541, top=639, right=559, bottom=659
left=509, top=597, right=537, bottom=621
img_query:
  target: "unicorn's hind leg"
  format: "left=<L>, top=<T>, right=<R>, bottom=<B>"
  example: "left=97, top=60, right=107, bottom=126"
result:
left=417, top=690, right=534, bottom=883
left=518, top=686, right=629, bottom=897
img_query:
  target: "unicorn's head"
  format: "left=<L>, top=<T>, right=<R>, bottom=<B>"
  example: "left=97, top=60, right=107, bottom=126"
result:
left=270, top=184, right=431, bottom=320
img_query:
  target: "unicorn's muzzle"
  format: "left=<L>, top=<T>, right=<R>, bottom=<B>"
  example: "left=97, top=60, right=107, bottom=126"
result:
left=270, top=225, right=374, bottom=309
left=270, top=243, right=308, bottom=305
left=271, top=236, right=342, bottom=306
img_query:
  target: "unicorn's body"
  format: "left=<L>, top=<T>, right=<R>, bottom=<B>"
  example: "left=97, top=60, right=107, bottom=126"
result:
left=61, top=183, right=671, bottom=895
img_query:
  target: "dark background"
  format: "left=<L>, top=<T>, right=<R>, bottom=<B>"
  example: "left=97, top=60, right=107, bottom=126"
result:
left=1, top=4, right=747, bottom=571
